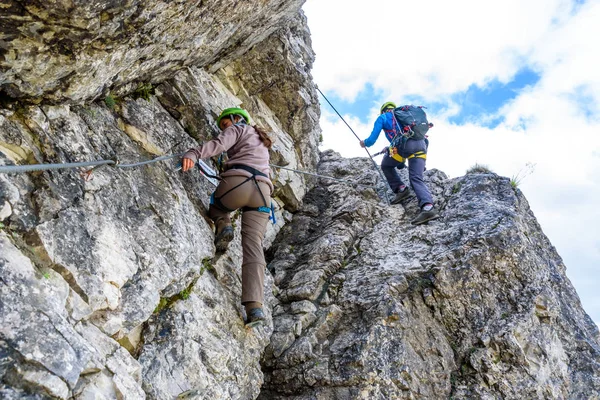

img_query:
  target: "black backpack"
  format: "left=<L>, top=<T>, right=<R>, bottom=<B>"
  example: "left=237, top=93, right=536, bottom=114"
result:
left=392, top=105, right=432, bottom=141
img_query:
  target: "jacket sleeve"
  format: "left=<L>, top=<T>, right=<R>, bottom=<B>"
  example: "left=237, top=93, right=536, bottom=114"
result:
left=183, top=125, right=241, bottom=162
left=363, top=115, right=384, bottom=147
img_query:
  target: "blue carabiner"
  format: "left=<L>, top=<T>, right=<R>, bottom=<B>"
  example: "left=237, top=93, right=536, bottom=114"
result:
left=270, top=201, right=277, bottom=224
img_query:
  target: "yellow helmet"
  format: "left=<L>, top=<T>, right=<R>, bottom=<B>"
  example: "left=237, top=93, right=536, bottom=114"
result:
left=380, top=102, right=396, bottom=114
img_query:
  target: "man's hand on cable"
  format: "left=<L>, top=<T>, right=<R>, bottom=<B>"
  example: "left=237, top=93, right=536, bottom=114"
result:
left=360, top=140, right=366, bottom=148
left=181, top=157, right=195, bottom=172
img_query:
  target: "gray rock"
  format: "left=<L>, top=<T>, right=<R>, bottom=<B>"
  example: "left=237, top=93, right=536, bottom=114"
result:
left=1, top=3, right=313, bottom=397
left=261, top=150, right=600, bottom=399
left=1, top=2, right=599, bottom=399
left=0, top=232, right=94, bottom=392
left=1, top=0, right=306, bottom=102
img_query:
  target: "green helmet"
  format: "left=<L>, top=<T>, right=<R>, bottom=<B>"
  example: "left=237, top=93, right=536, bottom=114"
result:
left=216, top=107, right=252, bottom=128
left=380, top=102, right=396, bottom=114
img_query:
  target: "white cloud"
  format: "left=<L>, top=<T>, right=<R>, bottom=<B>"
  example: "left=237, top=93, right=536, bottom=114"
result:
left=304, top=0, right=586, bottom=102
left=306, top=0, right=600, bottom=325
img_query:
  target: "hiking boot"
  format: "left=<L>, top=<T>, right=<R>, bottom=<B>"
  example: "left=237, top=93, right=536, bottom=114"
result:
left=214, top=225, right=234, bottom=252
left=245, top=308, right=265, bottom=328
left=411, top=207, right=441, bottom=225
left=391, top=189, right=410, bottom=204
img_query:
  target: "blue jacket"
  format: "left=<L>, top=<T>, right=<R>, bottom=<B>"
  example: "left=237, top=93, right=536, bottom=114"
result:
left=363, top=112, right=398, bottom=147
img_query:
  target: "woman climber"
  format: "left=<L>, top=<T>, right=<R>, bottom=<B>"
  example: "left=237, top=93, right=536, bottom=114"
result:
left=181, top=107, right=273, bottom=327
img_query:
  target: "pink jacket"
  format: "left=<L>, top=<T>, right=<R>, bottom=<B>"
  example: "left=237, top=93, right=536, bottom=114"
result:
left=183, top=124, right=273, bottom=192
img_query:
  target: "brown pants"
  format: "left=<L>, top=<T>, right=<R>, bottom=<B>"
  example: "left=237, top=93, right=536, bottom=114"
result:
left=209, top=175, right=271, bottom=304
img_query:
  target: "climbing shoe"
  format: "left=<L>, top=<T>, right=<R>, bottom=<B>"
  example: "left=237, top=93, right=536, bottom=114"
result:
left=245, top=308, right=265, bottom=328
left=214, top=225, right=234, bottom=252
left=391, top=188, right=410, bottom=204
left=411, top=207, right=440, bottom=225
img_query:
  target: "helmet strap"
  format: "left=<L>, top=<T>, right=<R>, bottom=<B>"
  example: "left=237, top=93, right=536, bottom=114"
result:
left=233, top=115, right=247, bottom=126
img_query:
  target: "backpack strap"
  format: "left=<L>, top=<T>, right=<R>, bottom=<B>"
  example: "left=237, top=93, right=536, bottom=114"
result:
left=385, top=111, right=401, bottom=141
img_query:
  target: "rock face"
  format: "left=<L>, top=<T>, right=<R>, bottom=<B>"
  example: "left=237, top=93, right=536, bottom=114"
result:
left=260, top=150, right=600, bottom=399
left=1, top=1, right=600, bottom=399
left=1, top=1, right=319, bottom=398
left=0, top=0, right=305, bottom=102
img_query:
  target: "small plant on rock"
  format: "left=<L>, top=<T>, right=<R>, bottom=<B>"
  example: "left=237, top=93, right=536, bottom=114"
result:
left=133, top=83, right=155, bottom=101
left=466, top=163, right=493, bottom=174
left=452, top=182, right=462, bottom=194
left=104, top=95, right=116, bottom=110
left=510, top=162, right=536, bottom=188
left=154, top=297, right=168, bottom=313
left=179, top=287, right=191, bottom=300
left=201, top=257, right=216, bottom=275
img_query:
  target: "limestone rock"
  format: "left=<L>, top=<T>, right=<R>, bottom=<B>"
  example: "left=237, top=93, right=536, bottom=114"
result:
left=261, top=150, right=600, bottom=399
left=1, top=1, right=599, bottom=399
left=1, top=2, right=316, bottom=397
left=1, top=0, right=306, bottom=103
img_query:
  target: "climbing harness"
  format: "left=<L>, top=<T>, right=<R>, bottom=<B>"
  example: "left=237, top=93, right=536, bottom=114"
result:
left=387, top=134, right=428, bottom=163
left=389, top=149, right=427, bottom=163
left=316, top=86, right=390, bottom=205
left=210, top=164, right=276, bottom=223
left=371, top=146, right=427, bottom=163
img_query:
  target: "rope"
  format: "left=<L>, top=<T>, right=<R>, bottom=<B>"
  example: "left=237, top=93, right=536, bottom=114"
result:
left=0, top=160, right=115, bottom=174
left=269, top=164, right=377, bottom=189
left=316, top=86, right=390, bottom=204
left=0, top=153, right=184, bottom=174
left=0, top=153, right=380, bottom=193
left=117, top=153, right=183, bottom=168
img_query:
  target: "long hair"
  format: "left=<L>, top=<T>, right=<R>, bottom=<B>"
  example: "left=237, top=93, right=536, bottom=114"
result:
left=253, top=125, right=273, bottom=149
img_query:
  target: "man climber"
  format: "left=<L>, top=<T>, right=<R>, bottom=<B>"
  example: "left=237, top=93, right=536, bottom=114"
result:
left=360, top=102, right=440, bottom=225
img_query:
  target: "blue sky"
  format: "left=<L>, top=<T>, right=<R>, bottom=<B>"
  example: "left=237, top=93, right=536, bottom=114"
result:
left=305, top=0, right=600, bottom=326
left=319, top=83, right=382, bottom=123
left=320, top=67, right=542, bottom=130
left=446, top=68, right=541, bottom=127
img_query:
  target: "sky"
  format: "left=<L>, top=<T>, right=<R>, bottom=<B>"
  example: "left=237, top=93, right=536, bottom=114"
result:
left=303, top=0, right=600, bottom=326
